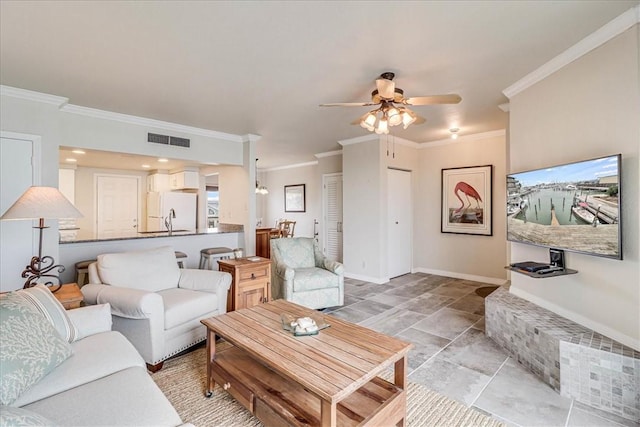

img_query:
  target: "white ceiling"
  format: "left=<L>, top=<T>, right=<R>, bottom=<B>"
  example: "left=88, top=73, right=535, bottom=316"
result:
left=2, top=1, right=638, bottom=169
left=58, top=146, right=205, bottom=172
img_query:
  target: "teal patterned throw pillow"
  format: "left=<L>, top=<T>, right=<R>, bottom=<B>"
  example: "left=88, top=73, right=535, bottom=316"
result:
left=19, top=284, right=77, bottom=343
left=0, top=292, right=72, bottom=406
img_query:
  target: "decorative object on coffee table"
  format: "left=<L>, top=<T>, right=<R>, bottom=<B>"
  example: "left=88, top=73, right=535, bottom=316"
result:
left=280, top=312, right=330, bottom=336
left=0, top=186, right=83, bottom=291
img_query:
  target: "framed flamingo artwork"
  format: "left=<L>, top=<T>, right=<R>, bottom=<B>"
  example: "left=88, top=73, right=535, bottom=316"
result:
left=441, top=164, right=493, bottom=236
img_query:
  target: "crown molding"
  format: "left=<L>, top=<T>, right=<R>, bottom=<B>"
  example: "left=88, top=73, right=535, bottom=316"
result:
left=1, top=85, right=245, bottom=142
left=498, top=103, right=510, bottom=112
left=503, top=5, right=640, bottom=99
left=242, top=134, right=262, bottom=143
left=263, top=160, right=318, bottom=172
left=1, top=85, right=68, bottom=107
left=338, top=133, right=419, bottom=148
left=315, top=149, right=342, bottom=158
left=418, top=129, right=506, bottom=149
left=61, top=104, right=244, bottom=142
left=337, top=134, right=379, bottom=146
left=387, top=135, right=420, bottom=148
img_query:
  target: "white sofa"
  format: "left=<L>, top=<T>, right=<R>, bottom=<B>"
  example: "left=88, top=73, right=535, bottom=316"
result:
left=83, top=246, right=232, bottom=371
left=1, top=297, right=190, bottom=426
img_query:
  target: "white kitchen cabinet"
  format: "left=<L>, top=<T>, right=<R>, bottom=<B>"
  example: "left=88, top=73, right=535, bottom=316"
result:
left=170, top=171, right=199, bottom=190
left=147, top=173, right=170, bottom=192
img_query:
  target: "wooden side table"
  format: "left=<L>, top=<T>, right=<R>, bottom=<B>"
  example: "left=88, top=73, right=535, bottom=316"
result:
left=217, top=257, right=271, bottom=312
left=54, top=283, right=84, bottom=310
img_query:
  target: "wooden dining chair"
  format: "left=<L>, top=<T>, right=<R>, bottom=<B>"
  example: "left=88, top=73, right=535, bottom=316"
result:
left=280, top=220, right=296, bottom=238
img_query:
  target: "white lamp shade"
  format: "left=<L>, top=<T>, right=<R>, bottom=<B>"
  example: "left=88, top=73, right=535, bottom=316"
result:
left=387, top=107, right=402, bottom=126
left=0, top=186, right=83, bottom=220
left=402, top=110, right=417, bottom=129
left=375, top=118, right=389, bottom=134
left=360, top=112, right=377, bottom=131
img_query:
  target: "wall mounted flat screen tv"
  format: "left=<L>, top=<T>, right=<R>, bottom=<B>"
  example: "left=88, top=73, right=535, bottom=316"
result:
left=507, top=154, right=622, bottom=260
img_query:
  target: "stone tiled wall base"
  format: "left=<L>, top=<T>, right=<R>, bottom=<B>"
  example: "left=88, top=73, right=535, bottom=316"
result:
left=560, top=341, right=640, bottom=422
left=486, top=287, right=639, bottom=423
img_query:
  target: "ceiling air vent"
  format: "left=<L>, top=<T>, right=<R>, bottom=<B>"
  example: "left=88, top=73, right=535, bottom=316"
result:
left=148, top=133, right=169, bottom=145
left=170, top=136, right=190, bottom=148
left=147, top=133, right=190, bottom=148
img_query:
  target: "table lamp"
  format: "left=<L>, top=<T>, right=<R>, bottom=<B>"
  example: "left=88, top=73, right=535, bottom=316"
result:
left=0, top=186, right=83, bottom=291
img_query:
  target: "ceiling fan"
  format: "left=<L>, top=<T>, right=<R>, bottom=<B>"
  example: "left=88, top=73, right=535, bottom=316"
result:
left=320, top=72, right=461, bottom=134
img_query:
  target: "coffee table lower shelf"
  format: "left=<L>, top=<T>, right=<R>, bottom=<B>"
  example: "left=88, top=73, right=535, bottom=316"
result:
left=208, top=345, right=405, bottom=427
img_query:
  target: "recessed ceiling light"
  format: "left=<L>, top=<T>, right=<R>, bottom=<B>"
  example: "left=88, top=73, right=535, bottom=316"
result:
left=158, top=158, right=169, bottom=163
left=142, top=164, right=151, bottom=168
left=65, top=158, right=77, bottom=162
left=71, top=149, right=86, bottom=154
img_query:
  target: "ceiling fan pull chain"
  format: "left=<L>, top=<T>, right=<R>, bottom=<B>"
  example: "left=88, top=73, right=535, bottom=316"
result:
left=392, top=134, right=396, bottom=159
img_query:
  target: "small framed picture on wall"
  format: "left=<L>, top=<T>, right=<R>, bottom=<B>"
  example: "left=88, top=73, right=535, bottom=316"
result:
left=284, top=184, right=305, bottom=212
left=441, top=165, right=493, bottom=236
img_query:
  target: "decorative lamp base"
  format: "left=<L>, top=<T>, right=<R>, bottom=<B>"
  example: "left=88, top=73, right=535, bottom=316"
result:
left=22, top=255, right=64, bottom=293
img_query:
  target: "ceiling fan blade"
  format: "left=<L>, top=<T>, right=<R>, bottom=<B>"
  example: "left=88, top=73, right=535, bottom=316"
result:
left=404, top=94, right=462, bottom=105
left=319, top=102, right=377, bottom=107
left=413, top=115, right=427, bottom=125
left=376, top=78, right=395, bottom=99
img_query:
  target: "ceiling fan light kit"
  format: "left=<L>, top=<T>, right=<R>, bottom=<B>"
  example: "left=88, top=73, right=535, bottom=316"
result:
left=321, top=72, right=461, bottom=135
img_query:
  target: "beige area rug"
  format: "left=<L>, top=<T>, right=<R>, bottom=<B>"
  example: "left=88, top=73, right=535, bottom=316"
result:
left=152, top=345, right=504, bottom=427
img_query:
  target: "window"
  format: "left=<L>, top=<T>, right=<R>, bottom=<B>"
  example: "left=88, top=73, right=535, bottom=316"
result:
left=206, top=186, right=219, bottom=228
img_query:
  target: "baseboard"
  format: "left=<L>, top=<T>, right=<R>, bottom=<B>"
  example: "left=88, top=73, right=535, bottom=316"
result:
left=510, top=286, right=640, bottom=351
left=412, top=267, right=508, bottom=286
left=343, top=272, right=390, bottom=285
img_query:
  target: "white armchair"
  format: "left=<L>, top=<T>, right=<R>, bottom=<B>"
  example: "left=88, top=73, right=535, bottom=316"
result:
left=270, top=237, right=344, bottom=309
left=82, top=246, right=231, bottom=371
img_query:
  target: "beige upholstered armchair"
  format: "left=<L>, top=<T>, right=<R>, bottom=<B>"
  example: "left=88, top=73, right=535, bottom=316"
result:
left=270, top=237, right=344, bottom=310
left=82, top=246, right=231, bottom=371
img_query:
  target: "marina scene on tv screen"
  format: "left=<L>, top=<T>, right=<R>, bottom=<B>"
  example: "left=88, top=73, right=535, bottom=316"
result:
left=507, top=154, right=621, bottom=259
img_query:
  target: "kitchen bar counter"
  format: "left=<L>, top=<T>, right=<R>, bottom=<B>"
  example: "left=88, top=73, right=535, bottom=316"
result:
left=59, top=223, right=243, bottom=244
left=58, top=223, right=245, bottom=284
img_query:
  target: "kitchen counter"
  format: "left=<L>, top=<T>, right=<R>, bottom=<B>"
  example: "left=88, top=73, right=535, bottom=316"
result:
left=59, top=223, right=244, bottom=244
left=58, top=223, right=246, bottom=283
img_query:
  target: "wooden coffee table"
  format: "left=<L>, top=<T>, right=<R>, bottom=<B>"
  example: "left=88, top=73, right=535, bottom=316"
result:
left=201, top=300, right=412, bottom=427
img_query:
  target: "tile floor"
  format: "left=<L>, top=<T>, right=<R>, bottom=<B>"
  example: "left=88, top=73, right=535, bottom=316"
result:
left=324, top=273, right=638, bottom=427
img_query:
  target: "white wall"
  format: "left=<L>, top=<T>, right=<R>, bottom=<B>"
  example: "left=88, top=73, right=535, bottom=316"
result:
left=1, top=90, right=256, bottom=275
left=414, top=131, right=508, bottom=284
left=262, top=164, right=321, bottom=239
left=342, top=136, right=420, bottom=283
left=508, top=25, right=639, bottom=349
left=259, top=153, right=342, bottom=253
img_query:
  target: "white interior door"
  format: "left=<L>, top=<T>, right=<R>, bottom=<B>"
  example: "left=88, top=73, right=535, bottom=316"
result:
left=0, top=135, right=39, bottom=291
left=388, top=168, right=412, bottom=278
left=96, top=175, right=140, bottom=237
left=323, top=173, right=343, bottom=262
